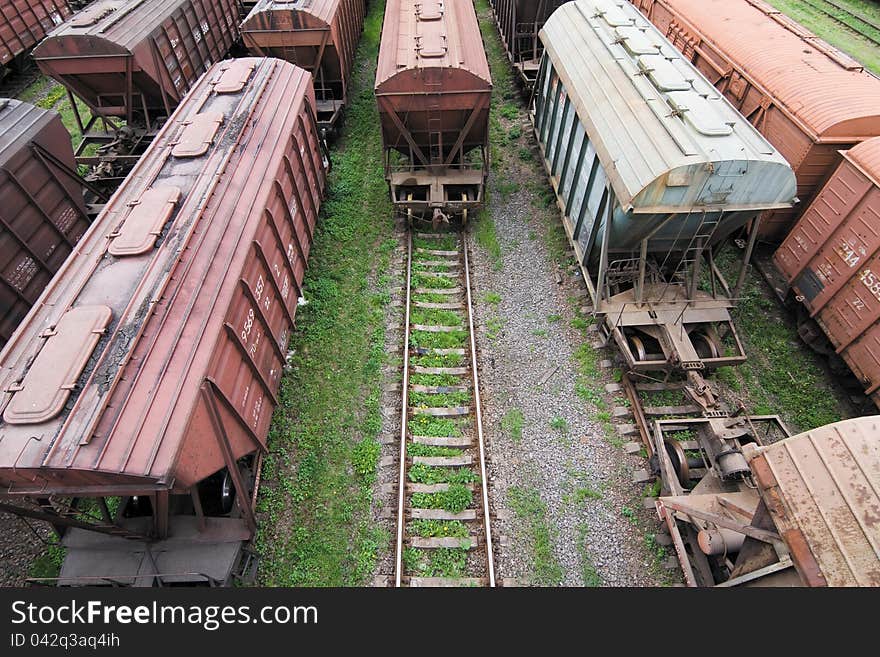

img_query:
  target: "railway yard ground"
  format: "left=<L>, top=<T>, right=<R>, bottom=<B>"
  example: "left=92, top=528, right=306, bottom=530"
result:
left=764, top=0, right=880, bottom=75
left=0, top=0, right=869, bottom=587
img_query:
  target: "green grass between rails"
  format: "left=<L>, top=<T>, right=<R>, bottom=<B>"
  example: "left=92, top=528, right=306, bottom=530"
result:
left=255, top=1, right=394, bottom=586
left=764, top=0, right=880, bottom=75
left=507, top=486, right=563, bottom=586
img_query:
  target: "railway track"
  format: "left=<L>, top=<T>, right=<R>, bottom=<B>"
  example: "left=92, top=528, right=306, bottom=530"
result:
left=394, top=229, right=496, bottom=587
left=800, top=0, right=880, bottom=48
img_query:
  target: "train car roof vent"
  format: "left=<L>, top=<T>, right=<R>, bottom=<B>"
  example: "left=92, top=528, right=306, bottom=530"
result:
left=214, top=61, right=256, bottom=94
left=596, top=6, right=633, bottom=27
left=615, top=27, right=658, bottom=56
left=666, top=92, right=734, bottom=137
left=638, top=55, right=691, bottom=92
left=70, top=0, right=123, bottom=27
left=172, top=112, right=224, bottom=158
left=3, top=305, right=113, bottom=425
left=108, top=186, right=181, bottom=256
left=416, top=2, right=444, bottom=21
left=418, top=35, right=448, bottom=58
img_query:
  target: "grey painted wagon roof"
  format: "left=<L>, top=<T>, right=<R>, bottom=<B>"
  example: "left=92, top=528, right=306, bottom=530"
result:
left=540, top=0, right=794, bottom=212
left=0, top=99, right=52, bottom=168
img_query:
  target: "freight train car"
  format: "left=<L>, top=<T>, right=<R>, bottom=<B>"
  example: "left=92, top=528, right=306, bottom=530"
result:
left=241, top=0, right=365, bottom=132
left=0, top=98, right=90, bottom=350
left=490, top=0, right=568, bottom=86
left=655, top=415, right=880, bottom=587
left=775, top=137, right=880, bottom=409
left=32, top=0, right=240, bottom=133
left=629, top=0, right=880, bottom=241
left=0, top=57, right=326, bottom=586
left=376, top=0, right=491, bottom=223
left=533, top=0, right=796, bottom=411
left=0, top=0, right=71, bottom=75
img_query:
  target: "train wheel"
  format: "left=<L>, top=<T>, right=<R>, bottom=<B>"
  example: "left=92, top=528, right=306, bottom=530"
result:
left=692, top=332, right=720, bottom=361
left=627, top=334, right=647, bottom=362
left=663, top=439, right=691, bottom=489
left=461, top=192, right=469, bottom=226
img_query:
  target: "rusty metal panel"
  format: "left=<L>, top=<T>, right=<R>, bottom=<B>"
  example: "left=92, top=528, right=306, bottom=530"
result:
left=32, top=0, right=240, bottom=124
left=3, top=305, right=112, bottom=425
left=0, top=0, right=71, bottom=66
left=0, top=58, right=326, bottom=494
left=376, top=0, right=491, bottom=161
left=241, top=0, right=365, bottom=128
left=0, top=98, right=90, bottom=349
left=774, top=138, right=880, bottom=402
left=628, top=0, right=880, bottom=241
left=745, top=417, right=880, bottom=587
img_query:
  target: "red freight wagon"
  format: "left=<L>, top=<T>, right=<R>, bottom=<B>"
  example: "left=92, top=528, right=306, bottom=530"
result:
left=0, top=98, right=90, bottom=350
left=0, top=0, right=71, bottom=70
left=376, top=0, right=491, bottom=222
left=775, top=138, right=880, bottom=408
left=630, top=0, right=880, bottom=241
left=0, top=58, right=326, bottom=586
left=32, top=0, right=240, bottom=130
left=241, top=0, right=365, bottom=131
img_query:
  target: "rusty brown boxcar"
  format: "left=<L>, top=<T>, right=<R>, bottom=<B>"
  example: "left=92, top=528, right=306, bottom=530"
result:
left=629, top=0, right=880, bottom=241
left=656, top=415, right=880, bottom=586
left=0, top=98, right=90, bottom=350
left=241, top=0, right=365, bottom=132
left=0, top=0, right=71, bottom=71
left=0, top=57, right=327, bottom=586
left=774, top=137, right=880, bottom=408
left=376, top=0, right=491, bottom=223
left=490, top=0, right=568, bottom=86
left=32, top=0, right=240, bottom=131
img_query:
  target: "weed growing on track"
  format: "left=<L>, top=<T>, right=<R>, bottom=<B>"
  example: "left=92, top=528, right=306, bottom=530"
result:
left=411, top=484, right=473, bottom=514
left=409, top=464, right=479, bottom=485
left=507, top=486, right=563, bottom=586
left=409, top=520, right=469, bottom=538
left=501, top=408, right=525, bottom=443
left=715, top=247, right=845, bottom=431
left=255, top=1, right=393, bottom=586
left=576, top=523, right=603, bottom=587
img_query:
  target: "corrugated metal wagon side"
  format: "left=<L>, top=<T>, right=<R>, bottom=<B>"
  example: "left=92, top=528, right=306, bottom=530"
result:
left=0, top=57, right=326, bottom=586
left=241, top=0, right=366, bottom=132
left=376, top=0, right=492, bottom=222
left=0, top=0, right=71, bottom=69
left=630, top=0, right=880, bottom=241
left=490, top=0, right=568, bottom=87
left=775, top=138, right=880, bottom=408
left=32, top=0, right=240, bottom=131
left=0, top=98, right=89, bottom=350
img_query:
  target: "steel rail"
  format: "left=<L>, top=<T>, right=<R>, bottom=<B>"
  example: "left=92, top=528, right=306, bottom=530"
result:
left=801, top=0, right=880, bottom=48
left=463, top=233, right=496, bottom=587
left=394, top=232, right=413, bottom=588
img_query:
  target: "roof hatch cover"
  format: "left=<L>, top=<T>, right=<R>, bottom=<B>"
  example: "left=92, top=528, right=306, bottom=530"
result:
left=109, top=186, right=181, bottom=256
left=4, top=306, right=113, bottom=425
left=172, top=112, right=224, bottom=158
left=214, top=61, right=256, bottom=94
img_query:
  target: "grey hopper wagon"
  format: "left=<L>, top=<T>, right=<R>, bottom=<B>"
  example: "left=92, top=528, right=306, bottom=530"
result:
left=532, top=0, right=796, bottom=411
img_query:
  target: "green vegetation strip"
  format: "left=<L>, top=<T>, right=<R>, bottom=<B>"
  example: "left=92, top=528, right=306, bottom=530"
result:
left=409, top=464, right=479, bottom=485
left=255, top=2, right=393, bottom=586
left=411, top=484, right=473, bottom=514
left=717, top=247, right=844, bottom=431
left=507, top=486, right=563, bottom=586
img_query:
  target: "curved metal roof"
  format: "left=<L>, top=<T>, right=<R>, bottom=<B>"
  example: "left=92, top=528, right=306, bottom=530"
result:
left=649, top=0, right=880, bottom=140
left=540, top=0, right=796, bottom=212
left=846, top=136, right=880, bottom=187
left=375, top=0, right=491, bottom=90
left=243, top=0, right=341, bottom=27
left=35, top=0, right=207, bottom=50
